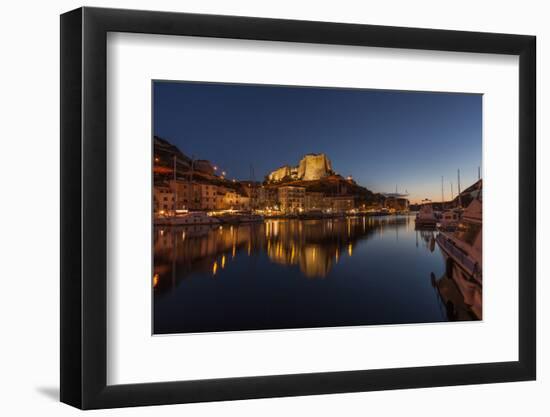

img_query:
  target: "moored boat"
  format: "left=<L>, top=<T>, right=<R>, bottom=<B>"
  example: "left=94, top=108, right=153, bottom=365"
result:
left=415, top=201, right=437, bottom=229
left=438, top=208, right=461, bottom=231
left=215, top=211, right=265, bottom=224
left=155, top=211, right=221, bottom=226
left=297, top=210, right=325, bottom=220
left=435, top=187, right=482, bottom=318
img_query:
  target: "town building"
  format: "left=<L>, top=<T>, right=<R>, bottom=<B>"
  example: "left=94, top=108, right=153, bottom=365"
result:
left=305, top=192, right=325, bottom=211
left=240, top=181, right=263, bottom=209
left=257, top=186, right=279, bottom=210
left=197, top=183, right=220, bottom=210
left=168, top=180, right=228, bottom=211
left=153, top=186, right=175, bottom=215
left=324, top=196, right=355, bottom=213
left=384, top=195, right=410, bottom=211
left=214, top=187, right=229, bottom=210
left=278, top=186, right=306, bottom=213
left=169, top=180, right=196, bottom=210
left=222, top=190, right=251, bottom=210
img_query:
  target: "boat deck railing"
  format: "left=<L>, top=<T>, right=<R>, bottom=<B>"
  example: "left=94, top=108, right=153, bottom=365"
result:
left=437, top=234, right=481, bottom=282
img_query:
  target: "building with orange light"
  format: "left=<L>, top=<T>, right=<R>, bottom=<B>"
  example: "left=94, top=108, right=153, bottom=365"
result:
left=305, top=192, right=325, bottom=211
left=323, top=196, right=355, bottom=212
left=153, top=186, right=175, bottom=215
left=222, top=190, right=251, bottom=210
left=278, top=186, right=306, bottom=213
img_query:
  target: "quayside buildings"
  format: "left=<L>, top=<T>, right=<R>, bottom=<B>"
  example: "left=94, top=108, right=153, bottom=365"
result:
left=153, top=136, right=403, bottom=216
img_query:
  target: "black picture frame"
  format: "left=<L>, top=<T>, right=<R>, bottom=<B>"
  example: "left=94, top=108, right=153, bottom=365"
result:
left=60, top=6, right=536, bottom=409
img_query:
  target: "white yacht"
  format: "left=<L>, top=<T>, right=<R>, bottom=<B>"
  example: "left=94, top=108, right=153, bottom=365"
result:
left=415, top=201, right=437, bottom=228
left=435, top=191, right=482, bottom=318
left=438, top=209, right=461, bottom=231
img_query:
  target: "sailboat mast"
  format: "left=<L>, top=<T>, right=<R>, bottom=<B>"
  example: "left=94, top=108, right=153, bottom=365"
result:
left=173, top=154, right=177, bottom=213
left=457, top=169, right=462, bottom=208
left=190, top=155, right=196, bottom=208
left=441, top=176, right=444, bottom=206
left=250, top=164, right=256, bottom=210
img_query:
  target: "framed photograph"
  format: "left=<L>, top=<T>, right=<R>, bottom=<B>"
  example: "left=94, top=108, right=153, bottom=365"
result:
left=60, top=7, right=536, bottom=409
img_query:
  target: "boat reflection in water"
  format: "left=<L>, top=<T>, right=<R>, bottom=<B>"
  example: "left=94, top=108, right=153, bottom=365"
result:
left=430, top=271, right=481, bottom=321
left=153, top=215, right=481, bottom=334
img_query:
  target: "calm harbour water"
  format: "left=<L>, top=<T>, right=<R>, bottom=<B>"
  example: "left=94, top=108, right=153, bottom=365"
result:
left=153, top=215, right=470, bottom=334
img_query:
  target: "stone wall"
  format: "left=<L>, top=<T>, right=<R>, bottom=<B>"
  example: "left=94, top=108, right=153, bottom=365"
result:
left=267, top=165, right=291, bottom=182
left=297, top=154, right=333, bottom=181
left=267, top=154, right=333, bottom=182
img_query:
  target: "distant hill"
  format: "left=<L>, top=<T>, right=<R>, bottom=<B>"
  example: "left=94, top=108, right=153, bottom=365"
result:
left=154, top=136, right=191, bottom=165
left=410, top=179, right=482, bottom=211
left=153, top=135, right=243, bottom=193
left=453, top=179, right=482, bottom=205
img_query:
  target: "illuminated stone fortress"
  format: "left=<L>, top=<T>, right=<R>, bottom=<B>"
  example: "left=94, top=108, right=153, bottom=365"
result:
left=267, top=153, right=334, bottom=183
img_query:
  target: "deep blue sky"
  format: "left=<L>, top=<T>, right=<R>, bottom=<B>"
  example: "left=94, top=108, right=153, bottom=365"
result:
left=154, top=81, right=482, bottom=203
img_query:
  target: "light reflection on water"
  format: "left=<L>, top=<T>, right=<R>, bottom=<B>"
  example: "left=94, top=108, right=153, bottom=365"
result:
left=153, top=215, right=478, bottom=334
